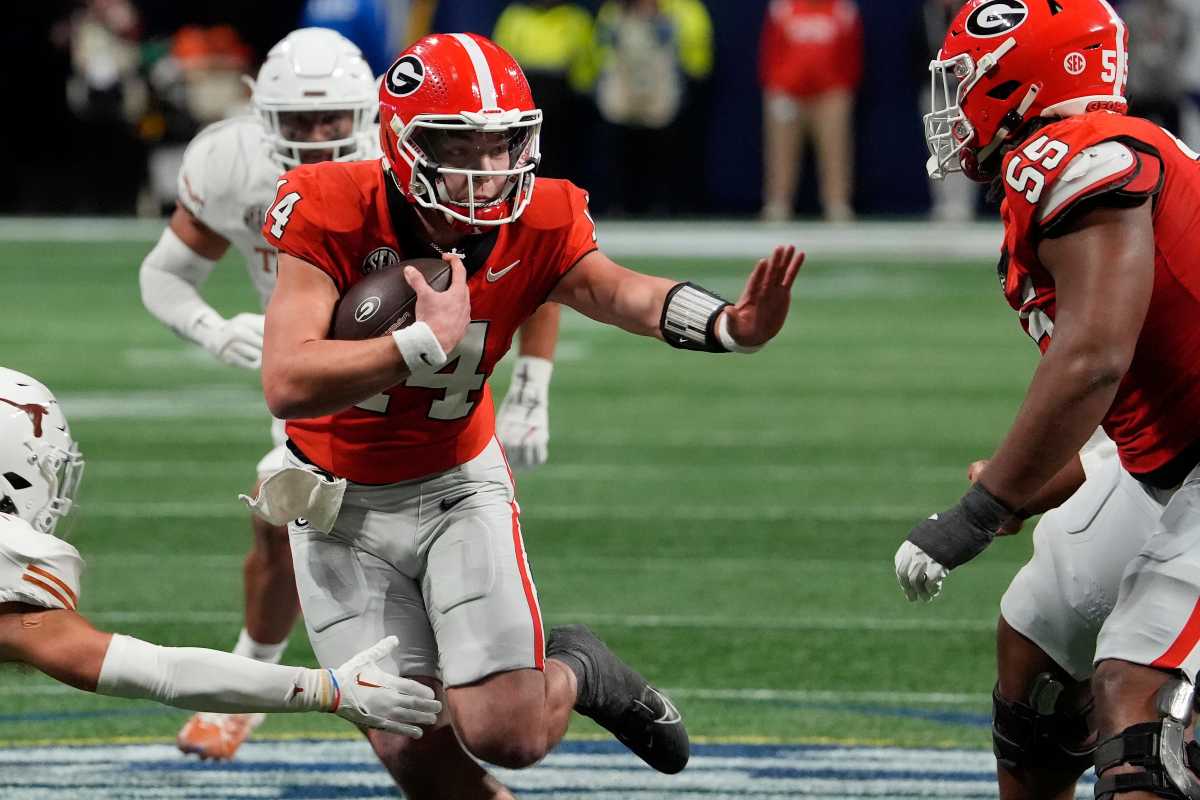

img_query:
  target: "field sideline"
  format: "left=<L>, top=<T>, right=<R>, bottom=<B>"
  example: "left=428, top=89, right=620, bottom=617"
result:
left=1, top=221, right=1064, bottom=797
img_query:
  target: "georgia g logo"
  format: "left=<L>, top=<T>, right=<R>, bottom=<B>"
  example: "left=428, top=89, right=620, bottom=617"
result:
left=385, top=55, right=425, bottom=97
left=965, top=0, right=1029, bottom=38
left=354, top=297, right=382, bottom=324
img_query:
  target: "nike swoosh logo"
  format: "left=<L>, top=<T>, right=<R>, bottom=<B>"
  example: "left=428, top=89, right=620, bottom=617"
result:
left=440, top=491, right=477, bottom=512
left=356, top=674, right=383, bottom=689
left=635, top=689, right=683, bottom=725
left=486, top=260, right=521, bottom=282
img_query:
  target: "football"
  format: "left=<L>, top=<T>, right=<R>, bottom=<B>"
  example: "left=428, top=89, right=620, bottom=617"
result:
left=330, top=257, right=451, bottom=340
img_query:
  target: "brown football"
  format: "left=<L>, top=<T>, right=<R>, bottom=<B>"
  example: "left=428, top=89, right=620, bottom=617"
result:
left=330, top=258, right=451, bottom=340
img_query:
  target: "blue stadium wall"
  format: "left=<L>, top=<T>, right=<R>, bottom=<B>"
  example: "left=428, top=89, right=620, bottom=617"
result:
left=433, top=0, right=931, bottom=216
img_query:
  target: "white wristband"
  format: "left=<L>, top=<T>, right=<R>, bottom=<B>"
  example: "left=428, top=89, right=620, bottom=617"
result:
left=715, top=312, right=763, bottom=354
left=392, top=321, right=448, bottom=372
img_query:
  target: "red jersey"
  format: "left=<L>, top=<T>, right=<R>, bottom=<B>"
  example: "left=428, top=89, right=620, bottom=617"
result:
left=759, top=0, right=863, bottom=99
left=262, top=161, right=597, bottom=484
left=998, top=112, right=1200, bottom=480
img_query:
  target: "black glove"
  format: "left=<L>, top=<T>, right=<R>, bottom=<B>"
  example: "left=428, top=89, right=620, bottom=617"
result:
left=906, top=482, right=1017, bottom=569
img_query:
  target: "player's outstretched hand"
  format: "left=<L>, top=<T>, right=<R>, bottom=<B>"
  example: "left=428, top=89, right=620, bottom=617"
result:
left=724, top=245, right=805, bottom=348
left=407, top=253, right=471, bottom=355
left=331, top=637, right=442, bottom=737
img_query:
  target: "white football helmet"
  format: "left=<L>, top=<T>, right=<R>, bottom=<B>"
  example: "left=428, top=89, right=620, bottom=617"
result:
left=250, top=27, right=377, bottom=169
left=0, top=368, right=84, bottom=535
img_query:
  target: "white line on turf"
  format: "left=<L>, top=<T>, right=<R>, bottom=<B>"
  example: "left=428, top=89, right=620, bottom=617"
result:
left=61, top=608, right=993, bottom=634
left=0, top=739, right=1091, bottom=799
left=79, top=501, right=935, bottom=521
left=0, top=218, right=1005, bottom=260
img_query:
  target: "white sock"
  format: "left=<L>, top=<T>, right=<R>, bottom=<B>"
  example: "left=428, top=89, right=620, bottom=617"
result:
left=232, top=628, right=289, bottom=665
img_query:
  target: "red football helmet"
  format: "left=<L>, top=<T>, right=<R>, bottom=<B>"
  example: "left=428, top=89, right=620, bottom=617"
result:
left=379, top=33, right=542, bottom=228
left=925, top=0, right=1128, bottom=181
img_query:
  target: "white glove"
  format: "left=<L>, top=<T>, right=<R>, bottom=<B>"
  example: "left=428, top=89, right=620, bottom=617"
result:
left=496, top=356, right=553, bottom=472
left=327, top=637, right=442, bottom=737
left=894, top=540, right=949, bottom=602
left=193, top=310, right=265, bottom=369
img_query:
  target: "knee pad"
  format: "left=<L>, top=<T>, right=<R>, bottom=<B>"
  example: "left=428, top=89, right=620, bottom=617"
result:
left=993, top=673, right=1096, bottom=775
left=1094, top=678, right=1200, bottom=799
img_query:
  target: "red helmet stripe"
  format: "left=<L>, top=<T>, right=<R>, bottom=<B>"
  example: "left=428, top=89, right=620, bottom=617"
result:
left=449, top=33, right=499, bottom=111
left=1096, top=0, right=1126, bottom=100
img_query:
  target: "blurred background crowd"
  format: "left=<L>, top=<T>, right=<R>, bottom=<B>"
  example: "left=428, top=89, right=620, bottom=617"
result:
left=10, top=0, right=1200, bottom=220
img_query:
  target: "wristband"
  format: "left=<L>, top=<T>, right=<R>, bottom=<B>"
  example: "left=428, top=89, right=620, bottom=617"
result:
left=660, top=282, right=730, bottom=352
left=715, top=312, right=763, bottom=354
left=392, top=321, right=448, bottom=372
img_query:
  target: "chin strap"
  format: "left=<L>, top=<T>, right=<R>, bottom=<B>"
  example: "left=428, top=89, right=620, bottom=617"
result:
left=977, top=83, right=1043, bottom=168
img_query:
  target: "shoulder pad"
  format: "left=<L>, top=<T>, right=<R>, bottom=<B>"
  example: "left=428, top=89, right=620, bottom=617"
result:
left=178, top=117, right=271, bottom=218
left=1037, top=140, right=1162, bottom=235
left=1038, top=141, right=1136, bottom=224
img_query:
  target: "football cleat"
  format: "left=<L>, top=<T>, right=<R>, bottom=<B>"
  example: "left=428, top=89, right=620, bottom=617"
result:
left=547, top=624, right=689, bottom=774
left=176, top=711, right=265, bottom=761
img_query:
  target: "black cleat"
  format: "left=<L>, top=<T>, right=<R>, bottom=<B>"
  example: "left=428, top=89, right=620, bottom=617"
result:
left=547, top=624, right=689, bottom=774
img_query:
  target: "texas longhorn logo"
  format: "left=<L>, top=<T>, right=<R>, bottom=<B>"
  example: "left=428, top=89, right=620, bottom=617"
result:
left=965, top=0, right=1029, bottom=38
left=0, top=397, right=48, bottom=438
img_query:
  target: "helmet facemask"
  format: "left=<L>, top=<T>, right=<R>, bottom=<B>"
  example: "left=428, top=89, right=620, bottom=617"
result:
left=0, top=426, right=84, bottom=537
left=925, top=37, right=1029, bottom=181
left=392, top=108, right=542, bottom=227
left=257, top=103, right=376, bottom=170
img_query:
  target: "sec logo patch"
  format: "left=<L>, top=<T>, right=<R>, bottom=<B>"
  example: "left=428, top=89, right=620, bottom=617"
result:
left=363, top=246, right=399, bottom=274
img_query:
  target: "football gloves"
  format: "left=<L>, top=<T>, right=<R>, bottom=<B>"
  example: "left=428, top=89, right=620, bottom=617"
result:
left=323, top=637, right=441, bottom=737
left=195, top=311, right=265, bottom=370
left=496, top=356, right=553, bottom=471
left=896, top=482, right=1016, bottom=602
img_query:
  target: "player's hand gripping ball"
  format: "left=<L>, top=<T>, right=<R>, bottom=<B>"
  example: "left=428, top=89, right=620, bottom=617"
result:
left=331, top=258, right=452, bottom=340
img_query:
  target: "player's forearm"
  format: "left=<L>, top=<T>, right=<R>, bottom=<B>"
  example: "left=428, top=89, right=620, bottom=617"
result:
left=139, top=228, right=220, bottom=346
left=262, top=337, right=411, bottom=419
left=564, top=272, right=674, bottom=338
left=518, top=303, right=560, bottom=359
left=979, top=343, right=1124, bottom=510
left=96, top=634, right=339, bottom=714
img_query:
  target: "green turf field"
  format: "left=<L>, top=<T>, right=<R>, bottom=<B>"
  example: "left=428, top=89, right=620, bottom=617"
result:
left=0, top=237, right=1037, bottom=751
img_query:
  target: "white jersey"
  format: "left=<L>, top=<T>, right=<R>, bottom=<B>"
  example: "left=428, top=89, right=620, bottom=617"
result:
left=176, top=116, right=381, bottom=309
left=0, top=513, right=83, bottom=611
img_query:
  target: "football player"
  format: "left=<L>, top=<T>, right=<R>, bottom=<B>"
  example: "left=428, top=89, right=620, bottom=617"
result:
left=139, top=27, right=559, bottom=761
left=0, top=367, right=441, bottom=742
left=255, top=33, right=802, bottom=800
left=895, top=2, right=1200, bottom=799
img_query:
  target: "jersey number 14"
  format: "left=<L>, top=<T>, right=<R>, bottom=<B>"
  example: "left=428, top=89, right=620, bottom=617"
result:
left=355, top=321, right=488, bottom=420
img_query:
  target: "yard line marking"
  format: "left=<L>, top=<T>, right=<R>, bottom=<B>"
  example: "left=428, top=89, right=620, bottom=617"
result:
left=0, top=684, right=991, bottom=704
left=0, top=738, right=1091, bottom=799
left=88, top=461, right=966, bottom=482
left=0, top=218, right=1004, bottom=261
left=79, top=501, right=937, bottom=522
left=64, top=608, right=994, bottom=634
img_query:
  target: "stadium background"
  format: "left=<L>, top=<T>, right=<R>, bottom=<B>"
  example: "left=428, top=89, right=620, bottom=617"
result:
left=2, top=1, right=1199, bottom=798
